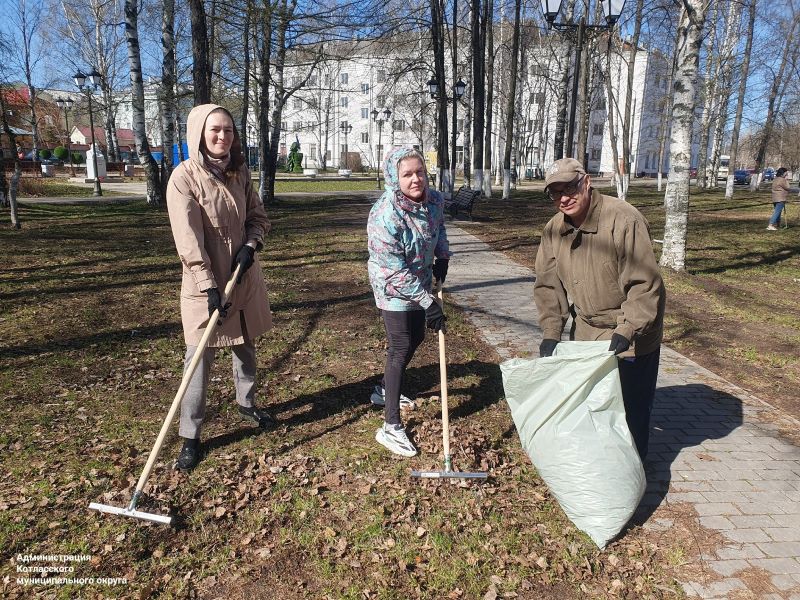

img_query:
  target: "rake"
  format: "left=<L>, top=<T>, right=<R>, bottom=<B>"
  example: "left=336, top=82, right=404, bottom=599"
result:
left=782, top=203, right=789, bottom=229
left=411, top=287, right=488, bottom=481
left=88, top=265, right=241, bottom=525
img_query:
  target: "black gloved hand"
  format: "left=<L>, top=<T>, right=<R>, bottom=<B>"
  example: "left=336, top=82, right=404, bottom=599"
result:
left=206, top=288, right=231, bottom=324
left=233, top=245, right=256, bottom=284
left=539, top=338, right=559, bottom=358
left=609, top=333, right=631, bottom=355
left=432, top=258, right=450, bottom=284
left=424, top=301, right=447, bottom=332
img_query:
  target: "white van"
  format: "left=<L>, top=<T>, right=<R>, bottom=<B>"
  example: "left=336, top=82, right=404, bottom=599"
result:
left=717, top=155, right=730, bottom=181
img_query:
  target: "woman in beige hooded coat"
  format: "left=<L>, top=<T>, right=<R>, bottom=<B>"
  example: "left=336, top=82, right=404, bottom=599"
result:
left=166, top=104, right=273, bottom=471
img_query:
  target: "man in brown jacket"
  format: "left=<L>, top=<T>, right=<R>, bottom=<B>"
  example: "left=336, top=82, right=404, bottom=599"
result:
left=166, top=104, right=274, bottom=471
left=533, top=158, right=666, bottom=460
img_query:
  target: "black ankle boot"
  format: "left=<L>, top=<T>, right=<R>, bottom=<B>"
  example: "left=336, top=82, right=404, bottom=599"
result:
left=238, top=405, right=275, bottom=429
left=176, top=438, right=200, bottom=471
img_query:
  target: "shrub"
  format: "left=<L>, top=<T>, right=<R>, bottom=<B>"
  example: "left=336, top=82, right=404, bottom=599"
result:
left=38, top=149, right=51, bottom=160
left=72, top=153, right=84, bottom=164
left=53, top=146, right=69, bottom=161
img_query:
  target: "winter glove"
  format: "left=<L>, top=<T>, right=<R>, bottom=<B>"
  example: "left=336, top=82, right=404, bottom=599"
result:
left=424, top=301, right=447, bottom=332
left=539, top=338, right=559, bottom=358
left=233, top=245, right=256, bottom=283
left=609, top=333, right=631, bottom=355
left=206, top=288, right=231, bottom=325
left=432, top=258, right=450, bottom=284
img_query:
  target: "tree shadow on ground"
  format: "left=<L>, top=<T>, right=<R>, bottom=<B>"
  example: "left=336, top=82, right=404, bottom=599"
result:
left=628, top=383, right=744, bottom=527
left=203, top=359, right=504, bottom=456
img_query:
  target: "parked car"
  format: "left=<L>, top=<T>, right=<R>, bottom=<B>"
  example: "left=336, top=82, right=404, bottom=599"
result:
left=733, top=169, right=751, bottom=185
left=763, top=167, right=776, bottom=181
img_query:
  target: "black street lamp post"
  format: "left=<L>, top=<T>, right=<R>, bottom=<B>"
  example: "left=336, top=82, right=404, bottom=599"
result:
left=74, top=68, right=103, bottom=197
left=55, top=97, right=76, bottom=177
left=540, top=0, right=625, bottom=162
left=339, top=122, right=352, bottom=169
left=427, top=77, right=466, bottom=197
left=371, top=107, right=392, bottom=189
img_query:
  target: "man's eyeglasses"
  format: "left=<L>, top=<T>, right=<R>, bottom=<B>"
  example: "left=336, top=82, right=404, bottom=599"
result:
left=547, top=174, right=585, bottom=201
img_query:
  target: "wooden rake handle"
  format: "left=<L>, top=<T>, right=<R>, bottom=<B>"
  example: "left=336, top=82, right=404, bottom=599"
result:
left=132, top=264, right=242, bottom=497
left=435, top=287, right=451, bottom=467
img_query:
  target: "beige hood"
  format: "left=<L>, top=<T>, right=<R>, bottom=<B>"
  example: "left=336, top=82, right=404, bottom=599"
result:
left=185, top=103, right=245, bottom=171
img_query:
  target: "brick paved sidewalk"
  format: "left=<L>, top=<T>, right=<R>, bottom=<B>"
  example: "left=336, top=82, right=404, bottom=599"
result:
left=445, top=224, right=800, bottom=600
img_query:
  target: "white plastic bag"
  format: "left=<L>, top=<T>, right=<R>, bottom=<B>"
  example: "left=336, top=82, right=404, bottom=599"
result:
left=501, top=341, right=645, bottom=548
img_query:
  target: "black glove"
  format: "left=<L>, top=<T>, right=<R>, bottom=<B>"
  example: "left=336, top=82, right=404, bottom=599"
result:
left=424, top=301, right=447, bottom=332
left=609, top=333, right=631, bottom=355
left=539, top=338, right=559, bottom=358
left=233, top=245, right=256, bottom=284
left=432, top=258, right=449, bottom=284
left=206, top=288, right=231, bottom=324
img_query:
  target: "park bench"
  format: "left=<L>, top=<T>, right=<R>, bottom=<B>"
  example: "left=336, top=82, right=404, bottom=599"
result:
left=444, top=185, right=481, bottom=220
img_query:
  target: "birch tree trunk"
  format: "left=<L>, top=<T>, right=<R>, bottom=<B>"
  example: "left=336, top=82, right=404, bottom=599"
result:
left=124, top=0, right=162, bottom=206
left=160, top=0, right=176, bottom=181
left=695, top=0, right=719, bottom=189
left=502, top=0, right=521, bottom=200
left=710, top=0, right=741, bottom=191
left=257, top=2, right=271, bottom=202
left=749, top=19, right=797, bottom=191
left=0, top=93, right=22, bottom=228
left=657, top=28, right=680, bottom=192
left=661, top=0, right=708, bottom=272
left=482, top=0, right=494, bottom=197
left=725, top=0, right=755, bottom=200
left=471, top=0, right=484, bottom=192
left=605, top=41, right=623, bottom=198
left=619, top=0, right=644, bottom=201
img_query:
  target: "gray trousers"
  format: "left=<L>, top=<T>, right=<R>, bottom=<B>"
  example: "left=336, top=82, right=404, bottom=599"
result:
left=178, top=335, right=257, bottom=439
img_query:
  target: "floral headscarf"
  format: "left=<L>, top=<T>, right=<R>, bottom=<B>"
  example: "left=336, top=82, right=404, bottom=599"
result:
left=383, top=146, right=429, bottom=203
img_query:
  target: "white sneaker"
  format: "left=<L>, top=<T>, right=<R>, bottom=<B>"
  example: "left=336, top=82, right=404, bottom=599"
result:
left=766, top=225, right=778, bottom=231
left=375, top=423, right=417, bottom=457
left=369, top=385, right=415, bottom=409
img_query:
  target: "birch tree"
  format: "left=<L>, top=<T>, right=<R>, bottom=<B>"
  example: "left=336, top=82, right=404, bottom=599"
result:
left=160, top=0, right=177, bottom=182
left=724, top=0, right=755, bottom=200
left=482, top=0, right=494, bottom=196
left=660, top=0, right=708, bottom=272
left=471, top=0, right=485, bottom=192
left=502, top=0, right=521, bottom=199
left=694, top=0, right=719, bottom=188
left=749, top=16, right=798, bottom=190
left=11, top=0, right=45, bottom=167
left=124, top=0, right=161, bottom=206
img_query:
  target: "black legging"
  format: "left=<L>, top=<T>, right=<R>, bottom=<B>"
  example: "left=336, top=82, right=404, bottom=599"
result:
left=381, top=309, right=426, bottom=425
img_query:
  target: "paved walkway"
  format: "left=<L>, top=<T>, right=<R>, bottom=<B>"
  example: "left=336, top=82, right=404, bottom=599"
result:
left=445, top=223, right=800, bottom=600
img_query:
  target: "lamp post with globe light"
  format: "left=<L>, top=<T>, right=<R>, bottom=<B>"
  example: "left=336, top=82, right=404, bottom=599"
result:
left=427, top=77, right=466, bottom=198
left=371, top=107, right=392, bottom=189
left=55, top=97, right=76, bottom=177
left=540, top=0, right=625, bottom=163
left=73, top=68, right=103, bottom=196
left=339, top=122, right=352, bottom=169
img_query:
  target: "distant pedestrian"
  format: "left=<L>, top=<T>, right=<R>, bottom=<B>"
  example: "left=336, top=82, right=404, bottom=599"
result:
left=166, top=103, right=274, bottom=471
left=533, top=158, right=666, bottom=460
left=767, top=167, right=791, bottom=231
left=367, top=146, right=451, bottom=458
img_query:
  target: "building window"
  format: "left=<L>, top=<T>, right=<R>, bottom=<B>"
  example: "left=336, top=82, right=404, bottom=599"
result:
left=326, top=149, right=331, bottom=160
left=293, top=121, right=302, bottom=131
left=308, top=74, right=318, bottom=86
left=595, top=97, right=606, bottom=110
left=377, top=69, right=386, bottom=83
left=590, top=148, right=601, bottom=160
left=340, top=72, right=348, bottom=85
left=457, top=118, right=464, bottom=133
left=341, top=144, right=347, bottom=155
left=361, top=83, right=369, bottom=94
left=361, top=107, right=369, bottom=119
left=392, top=120, right=405, bottom=132
left=592, top=123, right=604, bottom=136
left=293, top=98, right=303, bottom=109
left=281, top=121, right=287, bottom=131
left=527, top=119, right=535, bottom=132
left=340, top=120, right=349, bottom=129
left=376, top=95, right=386, bottom=108
left=376, top=144, right=384, bottom=158
left=361, top=132, right=369, bottom=143
left=291, top=76, right=302, bottom=87
left=280, top=143, right=286, bottom=156
left=341, top=96, right=348, bottom=108
left=310, top=143, right=317, bottom=158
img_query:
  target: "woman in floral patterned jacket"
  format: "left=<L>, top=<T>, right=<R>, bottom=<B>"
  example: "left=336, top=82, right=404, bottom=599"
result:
left=366, top=147, right=452, bottom=457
